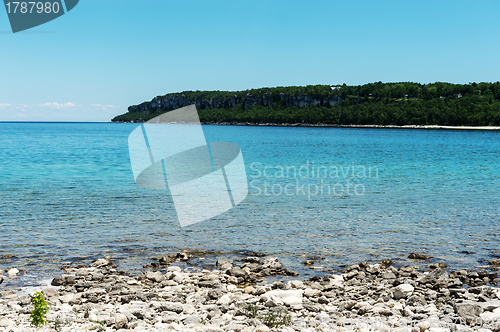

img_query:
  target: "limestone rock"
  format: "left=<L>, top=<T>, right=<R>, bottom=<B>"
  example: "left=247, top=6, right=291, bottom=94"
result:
left=419, top=268, right=448, bottom=285
left=454, top=302, right=483, bottom=322
left=394, top=284, right=415, bottom=300
left=114, top=313, right=128, bottom=329
left=216, top=259, right=233, bottom=270
left=146, top=271, right=165, bottom=283
left=366, top=264, right=381, bottom=274
left=90, top=258, right=111, bottom=268
left=262, top=257, right=282, bottom=269
left=42, top=288, right=58, bottom=297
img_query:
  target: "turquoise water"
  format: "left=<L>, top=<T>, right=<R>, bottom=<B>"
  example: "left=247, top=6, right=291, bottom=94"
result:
left=1, top=123, right=500, bottom=286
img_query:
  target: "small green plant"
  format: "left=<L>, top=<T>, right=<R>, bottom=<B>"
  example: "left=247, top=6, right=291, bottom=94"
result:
left=83, top=305, right=91, bottom=319
left=260, top=309, right=292, bottom=328
left=199, top=318, right=207, bottom=325
left=30, top=292, right=49, bottom=327
left=91, top=320, right=106, bottom=332
left=306, top=317, right=320, bottom=328
left=244, top=305, right=292, bottom=328
left=245, top=304, right=259, bottom=318
left=52, top=315, right=62, bottom=331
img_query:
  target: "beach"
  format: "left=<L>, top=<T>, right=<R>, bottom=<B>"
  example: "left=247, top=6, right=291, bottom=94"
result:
left=1, top=254, right=499, bottom=332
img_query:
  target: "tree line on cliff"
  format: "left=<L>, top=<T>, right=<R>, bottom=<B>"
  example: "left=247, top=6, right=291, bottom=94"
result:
left=112, top=81, right=500, bottom=126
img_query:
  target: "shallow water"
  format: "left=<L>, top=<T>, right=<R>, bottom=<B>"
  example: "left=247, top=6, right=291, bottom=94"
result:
left=1, top=123, right=500, bottom=288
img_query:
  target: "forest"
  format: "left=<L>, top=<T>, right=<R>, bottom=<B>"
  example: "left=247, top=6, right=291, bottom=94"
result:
left=112, top=82, right=500, bottom=126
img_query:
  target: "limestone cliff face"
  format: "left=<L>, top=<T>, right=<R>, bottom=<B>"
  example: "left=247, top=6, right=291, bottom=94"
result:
left=128, top=92, right=341, bottom=114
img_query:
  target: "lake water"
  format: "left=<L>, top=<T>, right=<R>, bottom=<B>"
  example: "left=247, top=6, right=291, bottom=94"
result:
left=1, top=122, right=500, bottom=287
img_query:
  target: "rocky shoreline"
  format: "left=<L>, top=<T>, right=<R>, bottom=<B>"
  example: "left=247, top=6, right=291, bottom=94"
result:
left=114, top=120, right=500, bottom=131
left=1, top=255, right=500, bottom=332
left=199, top=123, right=500, bottom=131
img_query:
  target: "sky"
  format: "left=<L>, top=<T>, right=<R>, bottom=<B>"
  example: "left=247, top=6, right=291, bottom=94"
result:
left=1, top=0, right=500, bottom=122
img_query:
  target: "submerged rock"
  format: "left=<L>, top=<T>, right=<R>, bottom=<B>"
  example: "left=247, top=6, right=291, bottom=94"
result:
left=490, top=259, right=500, bottom=266
left=89, top=257, right=112, bottom=268
left=409, top=253, right=431, bottom=260
left=0, top=254, right=16, bottom=260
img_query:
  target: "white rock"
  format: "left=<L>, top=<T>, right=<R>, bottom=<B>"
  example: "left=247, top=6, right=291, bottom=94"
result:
left=254, top=326, right=270, bottom=332
left=58, top=303, right=73, bottom=312
left=59, top=293, right=76, bottom=303
left=264, top=289, right=303, bottom=306
left=173, top=274, right=184, bottom=284
left=418, top=320, right=431, bottom=332
left=7, top=268, right=19, bottom=276
left=90, top=258, right=110, bottom=268
left=429, top=329, right=450, bottom=332
left=262, top=257, right=282, bottom=269
left=330, top=274, right=344, bottom=285
left=183, top=304, right=196, bottom=314
left=393, top=302, right=404, bottom=312
left=425, top=303, right=439, bottom=313
left=304, top=288, right=320, bottom=297
left=167, top=266, right=181, bottom=272
left=0, top=319, right=15, bottom=327
left=265, top=298, right=281, bottom=307
left=42, top=287, right=58, bottom=297
left=375, top=325, right=390, bottom=332
left=88, top=312, right=106, bottom=322
left=216, top=294, right=232, bottom=305
left=480, top=307, right=500, bottom=321
left=290, top=280, right=305, bottom=289
left=366, top=264, right=381, bottom=274
left=393, top=284, right=414, bottom=300
left=126, top=278, right=139, bottom=285
left=114, top=313, right=128, bottom=329
left=355, top=301, right=373, bottom=313
left=87, top=288, right=106, bottom=295
left=371, top=305, right=391, bottom=316
left=146, top=271, right=165, bottom=283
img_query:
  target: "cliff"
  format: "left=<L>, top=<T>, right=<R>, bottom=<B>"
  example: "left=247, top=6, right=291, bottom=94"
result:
left=112, top=82, right=500, bottom=126
left=125, top=90, right=341, bottom=117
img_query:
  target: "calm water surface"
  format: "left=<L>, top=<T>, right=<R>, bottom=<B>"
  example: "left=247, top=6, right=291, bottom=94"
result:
left=1, top=123, right=499, bottom=287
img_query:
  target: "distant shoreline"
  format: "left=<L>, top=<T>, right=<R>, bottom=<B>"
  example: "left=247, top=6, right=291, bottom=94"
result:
left=199, top=122, right=500, bottom=130
left=113, top=120, right=500, bottom=130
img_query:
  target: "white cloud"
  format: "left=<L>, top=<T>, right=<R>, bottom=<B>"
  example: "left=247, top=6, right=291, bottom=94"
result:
left=92, top=104, right=120, bottom=113
left=13, top=113, right=27, bottom=118
left=40, top=102, right=76, bottom=109
left=92, top=104, right=119, bottom=108
left=0, top=103, right=12, bottom=109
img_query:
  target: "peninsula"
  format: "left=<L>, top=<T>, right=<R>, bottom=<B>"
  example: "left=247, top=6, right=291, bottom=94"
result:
left=112, top=82, right=500, bottom=127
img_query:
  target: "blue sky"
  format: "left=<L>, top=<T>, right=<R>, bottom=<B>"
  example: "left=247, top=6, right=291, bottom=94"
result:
left=1, top=0, right=500, bottom=122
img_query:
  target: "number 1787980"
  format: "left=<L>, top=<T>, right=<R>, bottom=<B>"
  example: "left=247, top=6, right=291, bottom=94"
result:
left=5, top=2, right=60, bottom=14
